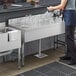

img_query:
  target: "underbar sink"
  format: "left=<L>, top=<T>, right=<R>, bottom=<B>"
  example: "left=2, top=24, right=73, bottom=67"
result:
left=0, top=27, right=21, bottom=68
left=0, top=27, right=21, bottom=52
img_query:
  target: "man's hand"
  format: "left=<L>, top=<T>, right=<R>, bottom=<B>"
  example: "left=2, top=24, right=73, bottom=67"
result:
left=47, top=6, right=54, bottom=11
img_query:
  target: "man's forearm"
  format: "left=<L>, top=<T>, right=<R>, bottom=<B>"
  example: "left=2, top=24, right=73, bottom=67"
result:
left=52, top=0, right=67, bottom=10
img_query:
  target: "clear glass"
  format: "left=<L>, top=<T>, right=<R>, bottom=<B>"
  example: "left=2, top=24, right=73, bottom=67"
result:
left=16, top=17, right=22, bottom=26
left=20, top=17, right=26, bottom=28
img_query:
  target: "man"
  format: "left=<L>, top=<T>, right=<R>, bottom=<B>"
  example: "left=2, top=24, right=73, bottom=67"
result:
left=47, top=0, right=76, bottom=65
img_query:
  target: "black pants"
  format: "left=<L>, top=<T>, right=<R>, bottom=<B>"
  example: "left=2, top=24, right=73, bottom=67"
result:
left=65, top=25, right=76, bottom=61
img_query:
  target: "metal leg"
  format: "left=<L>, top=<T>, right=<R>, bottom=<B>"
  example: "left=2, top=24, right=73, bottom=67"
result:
left=35, top=39, right=48, bottom=58
left=53, top=35, right=59, bottom=49
left=18, top=48, right=21, bottom=69
left=5, top=19, right=9, bottom=27
left=56, top=35, right=58, bottom=48
left=3, top=56, right=6, bottom=63
left=38, top=39, right=41, bottom=56
left=21, top=42, right=25, bottom=66
left=53, top=36, right=56, bottom=49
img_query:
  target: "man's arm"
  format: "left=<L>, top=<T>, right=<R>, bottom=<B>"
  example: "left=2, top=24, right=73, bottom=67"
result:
left=47, top=0, right=67, bottom=11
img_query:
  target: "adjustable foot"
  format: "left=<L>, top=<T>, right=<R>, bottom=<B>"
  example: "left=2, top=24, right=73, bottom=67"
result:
left=34, top=53, right=48, bottom=58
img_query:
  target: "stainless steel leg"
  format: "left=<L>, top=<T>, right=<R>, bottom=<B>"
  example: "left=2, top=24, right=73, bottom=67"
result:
left=53, top=36, right=56, bottom=49
left=35, top=39, right=48, bottom=58
left=21, top=42, right=25, bottom=66
left=56, top=35, right=58, bottom=48
left=39, top=39, right=41, bottom=56
left=3, top=56, right=6, bottom=62
left=53, top=35, right=59, bottom=49
left=18, top=48, right=21, bottom=69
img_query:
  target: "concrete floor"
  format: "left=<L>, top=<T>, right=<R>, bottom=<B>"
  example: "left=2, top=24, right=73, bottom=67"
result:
left=0, top=48, right=64, bottom=76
